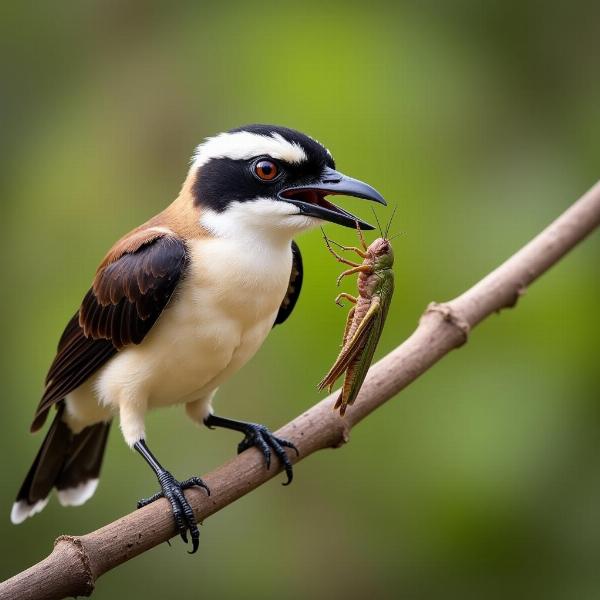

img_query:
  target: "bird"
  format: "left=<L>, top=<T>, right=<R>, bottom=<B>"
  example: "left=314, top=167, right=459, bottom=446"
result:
left=11, top=124, right=386, bottom=553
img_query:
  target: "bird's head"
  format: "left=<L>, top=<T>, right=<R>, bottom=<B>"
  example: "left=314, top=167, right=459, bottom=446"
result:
left=188, top=124, right=386, bottom=238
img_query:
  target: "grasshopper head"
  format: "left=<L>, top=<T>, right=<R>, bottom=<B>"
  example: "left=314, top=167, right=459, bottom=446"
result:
left=369, top=238, right=394, bottom=269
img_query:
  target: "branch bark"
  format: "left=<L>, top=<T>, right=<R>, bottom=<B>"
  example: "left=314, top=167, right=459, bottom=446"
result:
left=2, top=181, right=600, bottom=600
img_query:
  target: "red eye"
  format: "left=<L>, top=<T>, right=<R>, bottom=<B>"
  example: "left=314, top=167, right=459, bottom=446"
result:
left=254, top=159, right=279, bottom=181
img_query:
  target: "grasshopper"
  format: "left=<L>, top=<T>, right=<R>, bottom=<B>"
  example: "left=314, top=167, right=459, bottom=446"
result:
left=319, top=217, right=395, bottom=416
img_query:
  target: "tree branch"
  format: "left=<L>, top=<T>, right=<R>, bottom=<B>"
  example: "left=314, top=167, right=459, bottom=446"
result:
left=2, top=181, right=600, bottom=600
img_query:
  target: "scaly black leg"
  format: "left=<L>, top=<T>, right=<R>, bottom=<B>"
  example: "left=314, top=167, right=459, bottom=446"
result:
left=134, top=439, right=210, bottom=554
left=204, top=414, right=299, bottom=485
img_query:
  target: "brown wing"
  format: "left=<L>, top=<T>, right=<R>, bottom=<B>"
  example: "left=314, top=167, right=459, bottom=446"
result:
left=80, top=234, right=188, bottom=347
left=31, top=230, right=189, bottom=432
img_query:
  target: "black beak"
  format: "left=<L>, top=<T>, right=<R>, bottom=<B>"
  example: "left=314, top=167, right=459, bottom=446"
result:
left=278, top=166, right=386, bottom=230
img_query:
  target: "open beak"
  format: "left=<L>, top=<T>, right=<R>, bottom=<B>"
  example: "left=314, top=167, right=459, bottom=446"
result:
left=278, top=166, right=386, bottom=230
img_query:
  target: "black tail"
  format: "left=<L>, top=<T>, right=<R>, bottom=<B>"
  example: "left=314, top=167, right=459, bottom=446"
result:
left=11, top=404, right=111, bottom=524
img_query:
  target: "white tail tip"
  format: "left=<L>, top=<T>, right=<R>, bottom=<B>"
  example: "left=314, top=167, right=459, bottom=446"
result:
left=10, top=498, right=49, bottom=525
left=57, top=479, right=99, bottom=507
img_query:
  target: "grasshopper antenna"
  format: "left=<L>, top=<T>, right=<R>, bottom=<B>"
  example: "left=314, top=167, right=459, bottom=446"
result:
left=320, top=226, right=334, bottom=246
left=384, top=205, right=397, bottom=239
left=387, top=231, right=404, bottom=241
left=371, top=207, right=384, bottom=238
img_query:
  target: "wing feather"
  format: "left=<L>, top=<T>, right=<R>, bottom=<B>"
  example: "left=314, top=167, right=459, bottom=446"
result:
left=31, top=232, right=188, bottom=432
left=274, top=240, right=303, bottom=326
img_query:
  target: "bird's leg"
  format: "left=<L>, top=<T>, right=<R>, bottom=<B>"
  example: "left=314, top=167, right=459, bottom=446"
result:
left=204, top=414, right=299, bottom=485
left=134, top=439, right=210, bottom=554
left=336, top=265, right=372, bottom=286
left=335, top=292, right=358, bottom=307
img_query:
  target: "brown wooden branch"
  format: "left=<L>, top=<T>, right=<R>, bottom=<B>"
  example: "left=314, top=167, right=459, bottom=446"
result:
left=2, top=180, right=600, bottom=600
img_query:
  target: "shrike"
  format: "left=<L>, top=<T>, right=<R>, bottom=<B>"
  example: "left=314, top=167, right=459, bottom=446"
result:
left=12, top=124, right=386, bottom=552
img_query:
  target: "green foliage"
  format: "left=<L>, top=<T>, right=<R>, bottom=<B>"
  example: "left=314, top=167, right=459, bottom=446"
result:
left=1, top=2, right=599, bottom=598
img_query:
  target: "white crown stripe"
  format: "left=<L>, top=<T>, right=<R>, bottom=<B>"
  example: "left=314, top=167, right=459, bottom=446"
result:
left=191, top=131, right=308, bottom=170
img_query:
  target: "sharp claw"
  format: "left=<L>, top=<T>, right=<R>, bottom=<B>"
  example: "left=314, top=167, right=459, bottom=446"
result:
left=181, top=477, right=211, bottom=496
left=137, top=471, right=204, bottom=554
left=269, top=441, right=294, bottom=486
left=281, top=459, right=294, bottom=486
left=275, top=437, right=299, bottom=456
left=197, top=479, right=211, bottom=495
left=137, top=490, right=164, bottom=508
left=189, top=525, right=200, bottom=555
left=235, top=423, right=298, bottom=484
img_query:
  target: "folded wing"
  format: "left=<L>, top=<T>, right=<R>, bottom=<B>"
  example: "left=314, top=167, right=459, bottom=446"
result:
left=31, top=230, right=189, bottom=431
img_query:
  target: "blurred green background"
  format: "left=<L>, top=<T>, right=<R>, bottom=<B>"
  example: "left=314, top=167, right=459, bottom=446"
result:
left=1, top=1, right=599, bottom=598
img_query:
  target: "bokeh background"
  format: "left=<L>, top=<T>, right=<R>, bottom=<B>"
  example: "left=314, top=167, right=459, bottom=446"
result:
left=1, top=2, right=599, bottom=598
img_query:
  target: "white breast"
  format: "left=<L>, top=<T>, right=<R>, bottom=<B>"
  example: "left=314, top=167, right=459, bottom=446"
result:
left=92, top=234, right=293, bottom=415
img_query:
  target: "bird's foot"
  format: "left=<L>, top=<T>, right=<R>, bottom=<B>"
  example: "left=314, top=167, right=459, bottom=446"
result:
left=137, top=471, right=210, bottom=554
left=237, top=423, right=299, bottom=485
